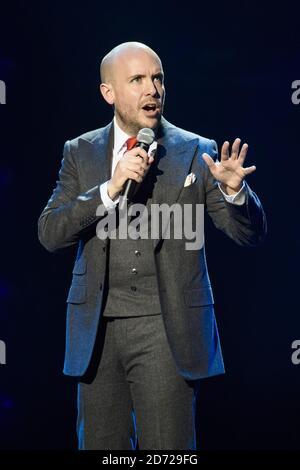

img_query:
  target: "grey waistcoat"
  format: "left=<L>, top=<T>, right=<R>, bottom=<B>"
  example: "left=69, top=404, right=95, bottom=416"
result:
left=102, top=153, right=162, bottom=318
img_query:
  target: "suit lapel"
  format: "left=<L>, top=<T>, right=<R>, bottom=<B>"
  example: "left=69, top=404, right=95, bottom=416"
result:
left=152, top=120, right=199, bottom=207
left=78, top=120, right=114, bottom=190
left=93, top=121, right=114, bottom=182
left=151, top=118, right=199, bottom=249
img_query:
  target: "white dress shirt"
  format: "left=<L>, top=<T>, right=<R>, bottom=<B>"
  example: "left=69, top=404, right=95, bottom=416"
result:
left=99, top=116, right=246, bottom=210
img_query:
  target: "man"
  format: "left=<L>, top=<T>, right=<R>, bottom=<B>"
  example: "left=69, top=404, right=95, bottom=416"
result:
left=38, top=42, right=267, bottom=450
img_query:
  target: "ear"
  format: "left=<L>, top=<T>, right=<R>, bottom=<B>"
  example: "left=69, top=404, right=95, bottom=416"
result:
left=100, top=82, right=115, bottom=105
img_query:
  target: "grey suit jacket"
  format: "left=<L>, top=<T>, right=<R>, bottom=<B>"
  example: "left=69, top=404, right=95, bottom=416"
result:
left=38, top=117, right=267, bottom=380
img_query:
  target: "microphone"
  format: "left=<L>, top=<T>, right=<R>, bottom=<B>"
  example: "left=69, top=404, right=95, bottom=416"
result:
left=119, top=128, right=155, bottom=211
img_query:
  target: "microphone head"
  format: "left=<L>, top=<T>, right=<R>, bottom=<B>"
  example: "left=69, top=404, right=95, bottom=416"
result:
left=137, top=128, right=155, bottom=145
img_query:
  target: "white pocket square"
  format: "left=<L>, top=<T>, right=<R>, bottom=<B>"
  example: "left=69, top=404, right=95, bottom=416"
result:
left=184, top=172, right=197, bottom=187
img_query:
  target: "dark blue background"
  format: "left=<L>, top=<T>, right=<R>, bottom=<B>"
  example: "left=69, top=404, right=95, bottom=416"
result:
left=0, top=0, right=299, bottom=450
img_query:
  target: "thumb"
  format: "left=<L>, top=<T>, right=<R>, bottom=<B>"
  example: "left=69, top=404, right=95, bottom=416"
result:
left=202, top=153, right=215, bottom=168
left=244, top=165, right=256, bottom=175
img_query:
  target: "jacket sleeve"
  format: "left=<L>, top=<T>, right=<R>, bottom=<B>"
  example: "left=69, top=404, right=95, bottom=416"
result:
left=38, top=140, right=107, bottom=252
left=203, top=139, right=267, bottom=247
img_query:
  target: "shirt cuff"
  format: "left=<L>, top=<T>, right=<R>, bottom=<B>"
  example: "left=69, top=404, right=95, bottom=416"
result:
left=100, top=181, right=119, bottom=211
left=218, top=181, right=246, bottom=205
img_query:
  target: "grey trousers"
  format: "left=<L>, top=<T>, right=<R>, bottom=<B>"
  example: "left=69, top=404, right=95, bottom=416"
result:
left=77, top=314, right=201, bottom=450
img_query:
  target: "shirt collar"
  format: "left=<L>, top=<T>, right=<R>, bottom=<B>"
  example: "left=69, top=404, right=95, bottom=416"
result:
left=113, top=116, right=132, bottom=154
left=113, top=115, right=158, bottom=155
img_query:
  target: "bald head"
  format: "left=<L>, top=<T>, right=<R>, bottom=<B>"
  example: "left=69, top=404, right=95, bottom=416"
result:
left=100, top=42, right=162, bottom=84
left=99, top=41, right=165, bottom=135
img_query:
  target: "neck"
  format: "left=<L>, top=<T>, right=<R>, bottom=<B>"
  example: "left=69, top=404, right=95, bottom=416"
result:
left=114, top=114, right=161, bottom=138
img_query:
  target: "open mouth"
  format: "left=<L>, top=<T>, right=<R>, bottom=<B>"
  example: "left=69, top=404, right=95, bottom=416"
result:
left=142, top=103, right=160, bottom=116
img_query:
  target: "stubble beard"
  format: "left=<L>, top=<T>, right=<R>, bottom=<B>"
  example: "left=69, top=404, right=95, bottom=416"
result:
left=115, top=106, right=161, bottom=136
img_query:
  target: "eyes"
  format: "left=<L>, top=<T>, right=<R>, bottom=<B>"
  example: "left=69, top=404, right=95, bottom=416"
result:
left=131, top=74, right=164, bottom=84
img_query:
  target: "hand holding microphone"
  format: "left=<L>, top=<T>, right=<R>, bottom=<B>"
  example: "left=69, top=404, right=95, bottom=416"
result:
left=107, top=128, right=155, bottom=209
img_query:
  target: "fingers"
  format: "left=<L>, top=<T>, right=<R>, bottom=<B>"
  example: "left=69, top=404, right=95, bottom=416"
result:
left=122, top=147, right=152, bottom=178
left=121, top=150, right=152, bottom=183
left=221, top=141, right=230, bottom=161
left=243, top=165, right=256, bottom=176
left=125, top=149, right=150, bottom=167
left=238, top=143, right=248, bottom=165
left=125, top=147, right=149, bottom=163
left=129, top=159, right=149, bottom=174
left=202, top=153, right=216, bottom=168
left=127, top=169, right=144, bottom=183
left=222, top=138, right=249, bottom=164
left=231, top=138, right=241, bottom=160
left=125, top=166, right=147, bottom=184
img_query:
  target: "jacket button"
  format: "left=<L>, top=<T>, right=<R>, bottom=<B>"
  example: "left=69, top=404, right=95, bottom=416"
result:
left=131, top=286, right=137, bottom=291
left=131, top=268, right=137, bottom=275
left=102, top=246, right=106, bottom=252
left=99, top=283, right=103, bottom=290
left=134, top=250, right=141, bottom=257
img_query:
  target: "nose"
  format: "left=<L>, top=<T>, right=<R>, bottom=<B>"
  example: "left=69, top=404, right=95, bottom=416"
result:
left=144, top=78, right=159, bottom=97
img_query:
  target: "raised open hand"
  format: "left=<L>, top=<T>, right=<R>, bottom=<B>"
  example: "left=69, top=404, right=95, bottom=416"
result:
left=202, top=138, right=256, bottom=194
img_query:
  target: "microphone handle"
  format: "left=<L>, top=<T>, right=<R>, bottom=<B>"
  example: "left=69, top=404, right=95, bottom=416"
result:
left=119, top=141, right=150, bottom=210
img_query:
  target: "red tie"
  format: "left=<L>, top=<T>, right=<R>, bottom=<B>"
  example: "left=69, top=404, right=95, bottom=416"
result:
left=126, top=136, right=137, bottom=150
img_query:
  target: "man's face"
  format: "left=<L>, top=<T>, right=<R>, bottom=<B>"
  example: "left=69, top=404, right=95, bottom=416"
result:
left=109, top=50, right=165, bottom=135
